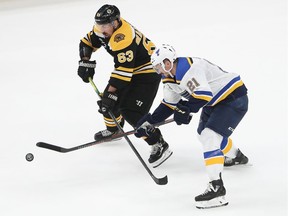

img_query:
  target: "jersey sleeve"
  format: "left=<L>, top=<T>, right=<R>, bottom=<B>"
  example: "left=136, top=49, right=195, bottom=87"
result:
left=150, top=103, right=174, bottom=122
left=162, top=83, right=182, bottom=107
left=81, top=28, right=102, bottom=50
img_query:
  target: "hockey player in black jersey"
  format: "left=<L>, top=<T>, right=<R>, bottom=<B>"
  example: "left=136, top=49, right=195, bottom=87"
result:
left=77, top=4, right=172, bottom=167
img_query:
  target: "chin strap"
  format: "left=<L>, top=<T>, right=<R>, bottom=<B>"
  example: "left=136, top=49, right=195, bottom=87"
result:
left=161, top=61, right=174, bottom=77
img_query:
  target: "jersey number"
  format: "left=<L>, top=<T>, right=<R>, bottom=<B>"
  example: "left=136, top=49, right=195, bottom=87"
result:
left=187, top=77, right=200, bottom=92
left=117, top=50, right=134, bottom=63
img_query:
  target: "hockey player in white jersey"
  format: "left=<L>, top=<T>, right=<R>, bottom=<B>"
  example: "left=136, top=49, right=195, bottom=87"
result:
left=135, top=44, right=249, bottom=209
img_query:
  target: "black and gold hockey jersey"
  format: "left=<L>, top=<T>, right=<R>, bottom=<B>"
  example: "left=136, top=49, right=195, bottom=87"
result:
left=81, top=18, right=159, bottom=90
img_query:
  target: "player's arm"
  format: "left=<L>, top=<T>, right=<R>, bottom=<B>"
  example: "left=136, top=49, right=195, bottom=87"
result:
left=135, top=83, right=180, bottom=137
left=180, top=68, right=213, bottom=113
left=77, top=31, right=102, bottom=83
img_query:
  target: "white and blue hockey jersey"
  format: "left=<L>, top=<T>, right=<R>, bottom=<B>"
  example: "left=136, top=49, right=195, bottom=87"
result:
left=150, top=57, right=247, bottom=122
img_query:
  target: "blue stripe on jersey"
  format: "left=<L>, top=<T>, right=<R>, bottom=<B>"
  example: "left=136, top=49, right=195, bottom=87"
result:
left=206, top=76, right=243, bottom=106
left=175, top=57, right=193, bottom=82
left=193, top=90, right=213, bottom=101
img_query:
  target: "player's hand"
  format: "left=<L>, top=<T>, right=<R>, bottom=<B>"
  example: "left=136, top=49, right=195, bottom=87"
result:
left=77, top=60, right=96, bottom=83
left=98, top=91, right=118, bottom=113
left=135, top=113, right=156, bottom=138
left=173, top=103, right=192, bottom=125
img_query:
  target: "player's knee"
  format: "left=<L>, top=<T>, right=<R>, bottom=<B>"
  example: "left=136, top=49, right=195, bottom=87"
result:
left=198, top=128, right=223, bottom=152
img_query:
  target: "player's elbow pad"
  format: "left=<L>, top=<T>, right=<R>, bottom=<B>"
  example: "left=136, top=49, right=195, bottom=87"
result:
left=79, top=41, right=93, bottom=59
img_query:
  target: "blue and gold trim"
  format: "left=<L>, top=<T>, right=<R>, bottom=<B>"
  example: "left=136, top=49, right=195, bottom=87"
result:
left=192, top=90, right=213, bottom=102
left=207, top=76, right=244, bottom=106
left=204, top=149, right=224, bottom=166
left=161, top=100, right=177, bottom=110
left=220, top=137, right=232, bottom=155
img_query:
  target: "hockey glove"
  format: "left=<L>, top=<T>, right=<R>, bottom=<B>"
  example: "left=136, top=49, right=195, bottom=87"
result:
left=98, top=91, right=118, bottom=113
left=135, top=113, right=157, bottom=138
left=173, top=103, right=192, bottom=125
left=78, top=60, right=96, bottom=83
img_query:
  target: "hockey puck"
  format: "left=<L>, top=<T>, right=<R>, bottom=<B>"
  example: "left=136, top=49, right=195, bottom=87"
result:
left=26, top=153, right=34, bottom=162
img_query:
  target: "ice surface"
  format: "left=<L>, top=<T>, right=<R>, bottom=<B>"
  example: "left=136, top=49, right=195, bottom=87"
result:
left=0, top=0, right=287, bottom=215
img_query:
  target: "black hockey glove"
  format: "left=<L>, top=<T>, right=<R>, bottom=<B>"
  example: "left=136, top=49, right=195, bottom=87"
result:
left=97, top=91, right=118, bottom=113
left=77, top=60, right=96, bottom=83
left=173, top=103, right=192, bottom=125
left=135, top=113, right=157, bottom=138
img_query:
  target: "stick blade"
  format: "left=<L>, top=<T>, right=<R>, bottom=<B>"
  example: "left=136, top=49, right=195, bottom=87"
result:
left=36, top=142, right=67, bottom=153
left=154, top=175, right=168, bottom=185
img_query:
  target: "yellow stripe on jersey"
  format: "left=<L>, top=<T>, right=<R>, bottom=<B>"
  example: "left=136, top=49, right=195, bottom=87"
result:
left=213, top=80, right=244, bottom=105
left=191, top=92, right=213, bottom=102
left=134, top=62, right=152, bottom=70
left=81, top=33, right=99, bottom=50
left=81, top=37, right=93, bottom=48
left=162, top=77, right=176, bottom=84
left=113, top=66, right=133, bottom=81
left=113, top=63, right=156, bottom=82
left=111, top=73, right=132, bottom=82
left=133, top=62, right=156, bottom=74
left=133, top=69, right=155, bottom=74
left=116, top=66, right=134, bottom=73
left=187, top=57, right=193, bottom=66
left=109, top=18, right=134, bottom=51
left=161, top=101, right=176, bottom=110
left=205, top=156, right=224, bottom=166
left=116, top=63, right=154, bottom=73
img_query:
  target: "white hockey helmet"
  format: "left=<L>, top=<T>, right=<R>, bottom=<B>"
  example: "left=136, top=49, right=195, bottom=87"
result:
left=151, top=44, right=177, bottom=76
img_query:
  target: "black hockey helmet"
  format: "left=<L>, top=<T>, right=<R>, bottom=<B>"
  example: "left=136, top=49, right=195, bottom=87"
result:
left=94, top=4, right=120, bottom=25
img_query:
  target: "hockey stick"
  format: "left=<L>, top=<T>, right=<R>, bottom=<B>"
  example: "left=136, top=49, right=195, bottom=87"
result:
left=89, top=78, right=168, bottom=185
left=36, top=118, right=174, bottom=153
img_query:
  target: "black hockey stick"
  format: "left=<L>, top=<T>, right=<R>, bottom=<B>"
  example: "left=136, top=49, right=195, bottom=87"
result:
left=89, top=78, right=168, bottom=185
left=36, top=118, right=174, bottom=153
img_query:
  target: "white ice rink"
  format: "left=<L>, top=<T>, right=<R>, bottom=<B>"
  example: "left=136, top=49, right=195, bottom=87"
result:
left=0, top=0, right=287, bottom=215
